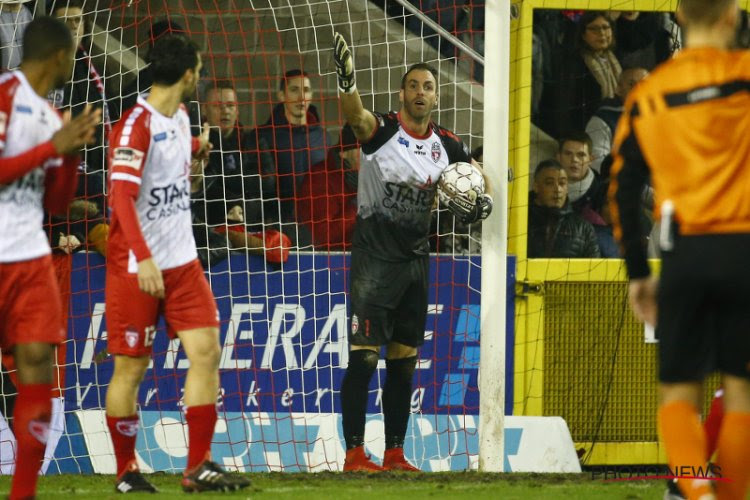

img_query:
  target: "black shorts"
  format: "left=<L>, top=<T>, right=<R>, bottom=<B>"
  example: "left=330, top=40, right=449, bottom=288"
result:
left=348, top=249, right=429, bottom=348
left=657, top=233, right=750, bottom=383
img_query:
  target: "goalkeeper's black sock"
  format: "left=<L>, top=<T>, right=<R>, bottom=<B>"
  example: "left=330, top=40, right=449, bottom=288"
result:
left=341, top=349, right=379, bottom=450
left=383, top=356, right=417, bottom=449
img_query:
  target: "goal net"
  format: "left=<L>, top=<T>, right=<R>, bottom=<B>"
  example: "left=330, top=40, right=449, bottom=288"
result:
left=0, top=0, right=502, bottom=474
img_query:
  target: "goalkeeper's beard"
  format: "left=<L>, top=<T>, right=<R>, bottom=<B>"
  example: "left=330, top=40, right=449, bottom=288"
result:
left=403, top=99, right=434, bottom=122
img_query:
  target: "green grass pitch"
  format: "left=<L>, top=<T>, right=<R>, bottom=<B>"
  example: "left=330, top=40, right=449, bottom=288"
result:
left=0, top=472, right=665, bottom=499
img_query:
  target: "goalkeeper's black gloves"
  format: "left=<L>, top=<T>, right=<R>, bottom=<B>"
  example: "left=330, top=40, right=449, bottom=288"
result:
left=447, top=193, right=494, bottom=224
left=333, top=32, right=356, bottom=94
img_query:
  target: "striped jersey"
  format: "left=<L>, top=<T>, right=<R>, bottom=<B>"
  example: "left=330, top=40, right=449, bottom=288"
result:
left=108, top=96, right=197, bottom=273
left=0, top=70, right=64, bottom=263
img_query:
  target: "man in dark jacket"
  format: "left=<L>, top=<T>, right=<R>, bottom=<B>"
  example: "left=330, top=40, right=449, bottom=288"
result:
left=193, top=80, right=289, bottom=267
left=254, top=69, right=329, bottom=247
left=528, top=159, right=600, bottom=258
left=198, top=79, right=274, bottom=231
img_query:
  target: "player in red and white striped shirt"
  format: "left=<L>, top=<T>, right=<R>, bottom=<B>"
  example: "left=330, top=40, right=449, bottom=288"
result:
left=0, top=16, right=100, bottom=500
left=104, top=34, right=249, bottom=493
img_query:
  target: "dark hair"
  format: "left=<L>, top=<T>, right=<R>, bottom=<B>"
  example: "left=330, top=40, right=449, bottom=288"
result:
left=558, top=131, right=593, bottom=155
left=48, top=0, right=84, bottom=13
left=401, top=63, right=439, bottom=89
left=150, top=18, right=185, bottom=44
left=149, top=34, right=200, bottom=86
left=279, top=69, right=309, bottom=91
left=534, top=159, right=564, bottom=180
left=202, top=79, right=235, bottom=100
left=22, top=16, right=74, bottom=62
left=575, top=11, right=614, bottom=52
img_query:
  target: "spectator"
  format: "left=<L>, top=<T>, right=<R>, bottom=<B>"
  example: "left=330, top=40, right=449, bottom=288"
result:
left=193, top=80, right=290, bottom=266
left=295, top=125, right=359, bottom=250
left=0, top=0, right=31, bottom=71
left=528, top=159, right=599, bottom=258
left=541, top=11, right=622, bottom=137
left=254, top=69, right=329, bottom=247
left=586, top=67, right=648, bottom=173
left=610, top=11, right=678, bottom=70
left=197, top=79, right=273, bottom=231
left=556, top=131, right=618, bottom=257
left=48, top=0, right=113, bottom=256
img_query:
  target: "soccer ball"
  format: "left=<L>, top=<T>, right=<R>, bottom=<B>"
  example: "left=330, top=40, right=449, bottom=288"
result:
left=438, top=161, right=485, bottom=206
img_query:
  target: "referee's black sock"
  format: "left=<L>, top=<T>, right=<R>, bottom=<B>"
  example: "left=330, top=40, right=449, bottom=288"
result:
left=383, top=356, right=417, bottom=450
left=341, top=349, right=379, bottom=450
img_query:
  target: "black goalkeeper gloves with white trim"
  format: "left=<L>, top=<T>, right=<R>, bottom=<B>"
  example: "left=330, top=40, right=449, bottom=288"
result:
left=334, top=32, right=356, bottom=94
left=447, top=192, right=494, bottom=225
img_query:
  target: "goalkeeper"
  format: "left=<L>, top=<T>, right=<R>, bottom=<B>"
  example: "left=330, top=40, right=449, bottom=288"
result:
left=333, top=32, right=492, bottom=471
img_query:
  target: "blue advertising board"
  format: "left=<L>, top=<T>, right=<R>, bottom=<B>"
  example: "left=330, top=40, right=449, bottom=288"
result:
left=52, top=252, right=516, bottom=473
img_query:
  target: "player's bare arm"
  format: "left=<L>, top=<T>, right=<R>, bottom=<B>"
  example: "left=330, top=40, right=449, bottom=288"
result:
left=333, top=32, right=377, bottom=141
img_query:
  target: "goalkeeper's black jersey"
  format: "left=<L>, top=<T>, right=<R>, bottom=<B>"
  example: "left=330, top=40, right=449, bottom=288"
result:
left=353, top=111, right=471, bottom=261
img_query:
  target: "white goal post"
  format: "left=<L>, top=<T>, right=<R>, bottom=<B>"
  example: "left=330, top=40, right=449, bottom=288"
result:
left=479, top=0, right=510, bottom=473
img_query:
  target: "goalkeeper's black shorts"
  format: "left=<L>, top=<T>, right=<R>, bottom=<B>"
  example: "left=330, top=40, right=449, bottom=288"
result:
left=657, top=233, right=750, bottom=383
left=348, top=248, right=429, bottom=348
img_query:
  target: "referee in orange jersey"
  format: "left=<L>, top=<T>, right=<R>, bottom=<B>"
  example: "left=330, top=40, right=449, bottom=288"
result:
left=609, top=1, right=750, bottom=499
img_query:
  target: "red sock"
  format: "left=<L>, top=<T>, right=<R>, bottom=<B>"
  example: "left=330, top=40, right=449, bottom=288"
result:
left=703, top=390, right=724, bottom=460
left=10, top=383, right=51, bottom=500
left=106, top=414, right=139, bottom=477
left=185, top=404, right=216, bottom=472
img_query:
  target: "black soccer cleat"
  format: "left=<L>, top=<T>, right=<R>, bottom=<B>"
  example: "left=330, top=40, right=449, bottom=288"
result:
left=181, top=460, right=251, bottom=493
left=115, top=468, right=158, bottom=494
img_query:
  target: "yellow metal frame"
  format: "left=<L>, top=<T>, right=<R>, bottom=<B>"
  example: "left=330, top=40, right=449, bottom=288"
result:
left=507, top=0, right=747, bottom=464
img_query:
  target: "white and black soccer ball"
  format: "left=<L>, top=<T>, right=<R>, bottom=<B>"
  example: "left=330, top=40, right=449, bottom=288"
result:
left=438, top=161, right=485, bottom=206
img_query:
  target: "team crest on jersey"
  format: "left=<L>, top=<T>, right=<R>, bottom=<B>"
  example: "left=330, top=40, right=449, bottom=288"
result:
left=398, top=136, right=410, bottom=148
left=431, top=142, right=441, bottom=163
left=125, top=326, right=140, bottom=348
left=351, top=314, right=359, bottom=334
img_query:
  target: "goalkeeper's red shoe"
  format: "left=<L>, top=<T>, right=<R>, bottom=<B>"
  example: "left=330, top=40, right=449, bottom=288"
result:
left=343, top=446, right=385, bottom=472
left=382, top=448, right=421, bottom=472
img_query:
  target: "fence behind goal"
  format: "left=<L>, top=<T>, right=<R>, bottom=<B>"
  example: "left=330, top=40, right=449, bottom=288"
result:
left=509, top=0, right=736, bottom=466
left=0, top=0, right=508, bottom=474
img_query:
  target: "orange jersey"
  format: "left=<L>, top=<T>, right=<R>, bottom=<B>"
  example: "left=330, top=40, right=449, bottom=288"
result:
left=610, top=47, right=750, bottom=278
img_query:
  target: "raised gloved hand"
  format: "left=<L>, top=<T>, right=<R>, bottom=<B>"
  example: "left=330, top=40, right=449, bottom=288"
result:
left=446, top=192, right=494, bottom=224
left=333, top=32, right=356, bottom=94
